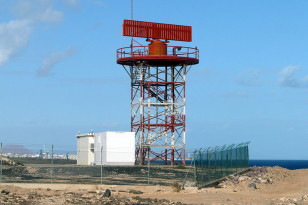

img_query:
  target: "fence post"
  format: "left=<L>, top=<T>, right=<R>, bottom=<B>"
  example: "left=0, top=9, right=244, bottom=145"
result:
left=193, top=150, right=198, bottom=186
left=229, top=144, right=235, bottom=172
left=182, top=155, right=194, bottom=189
left=214, top=146, right=218, bottom=173
left=0, top=142, right=2, bottom=183
left=235, top=145, right=238, bottom=172
left=147, top=147, right=150, bottom=185
left=199, top=148, right=204, bottom=185
left=237, top=143, right=244, bottom=170
left=51, top=145, right=54, bottom=183
left=100, top=146, right=103, bottom=184
left=207, top=147, right=211, bottom=168
left=220, top=145, right=226, bottom=176
left=245, top=142, right=250, bottom=168
left=225, top=144, right=233, bottom=172
left=220, top=147, right=223, bottom=176
left=247, top=144, right=249, bottom=168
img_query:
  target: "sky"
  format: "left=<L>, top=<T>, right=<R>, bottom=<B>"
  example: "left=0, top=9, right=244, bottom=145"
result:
left=0, top=0, right=307, bottom=159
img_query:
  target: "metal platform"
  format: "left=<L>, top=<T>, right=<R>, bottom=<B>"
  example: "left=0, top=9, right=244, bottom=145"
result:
left=117, top=45, right=199, bottom=66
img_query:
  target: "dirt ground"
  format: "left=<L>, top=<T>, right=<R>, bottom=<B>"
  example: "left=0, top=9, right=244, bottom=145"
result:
left=0, top=166, right=307, bottom=205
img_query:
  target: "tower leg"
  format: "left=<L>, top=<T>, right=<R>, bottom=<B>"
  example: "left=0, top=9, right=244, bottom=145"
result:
left=183, top=148, right=186, bottom=165
left=139, top=148, right=142, bottom=165
left=165, top=149, right=168, bottom=165
left=171, top=148, right=175, bottom=166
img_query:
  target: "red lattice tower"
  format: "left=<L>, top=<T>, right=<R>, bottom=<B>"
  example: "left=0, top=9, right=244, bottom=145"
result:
left=117, top=20, right=199, bottom=165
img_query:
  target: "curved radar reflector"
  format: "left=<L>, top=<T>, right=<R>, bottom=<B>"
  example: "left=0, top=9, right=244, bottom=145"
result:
left=123, top=20, right=192, bottom=42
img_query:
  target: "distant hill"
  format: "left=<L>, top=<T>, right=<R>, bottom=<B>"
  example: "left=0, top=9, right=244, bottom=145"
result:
left=2, top=144, right=33, bottom=154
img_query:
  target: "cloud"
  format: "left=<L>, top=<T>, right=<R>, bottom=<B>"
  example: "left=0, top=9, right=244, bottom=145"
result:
left=279, top=66, right=308, bottom=88
left=219, top=90, right=250, bottom=98
left=0, top=19, right=32, bottom=66
left=63, top=0, right=79, bottom=9
left=91, top=0, right=105, bottom=7
left=101, top=120, right=120, bottom=129
left=37, top=47, right=76, bottom=77
left=190, top=66, right=214, bottom=82
left=65, top=78, right=106, bottom=84
left=236, top=69, right=261, bottom=86
left=64, top=76, right=128, bottom=85
left=0, top=0, right=64, bottom=67
left=13, top=0, right=63, bottom=23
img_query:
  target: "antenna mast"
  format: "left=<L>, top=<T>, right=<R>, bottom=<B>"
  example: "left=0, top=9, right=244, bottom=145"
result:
left=131, top=0, right=134, bottom=20
left=130, top=0, right=134, bottom=47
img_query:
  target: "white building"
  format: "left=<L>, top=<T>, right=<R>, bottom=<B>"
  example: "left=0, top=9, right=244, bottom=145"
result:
left=76, top=131, right=135, bottom=166
left=76, top=133, right=95, bottom=165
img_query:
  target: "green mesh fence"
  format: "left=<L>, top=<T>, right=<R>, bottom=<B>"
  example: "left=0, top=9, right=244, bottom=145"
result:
left=0, top=143, right=194, bottom=186
left=0, top=142, right=249, bottom=187
left=193, top=142, right=250, bottom=187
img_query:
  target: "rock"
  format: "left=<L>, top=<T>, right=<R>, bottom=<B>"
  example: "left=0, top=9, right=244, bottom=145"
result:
left=246, top=172, right=258, bottom=178
left=260, top=167, right=267, bottom=173
left=258, top=177, right=270, bottom=184
left=132, top=196, right=142, bottom=200
left=46, top=188, right=51, bottom=191
left=269, top=178, right=273, bottom=183
left=1, top=189, right=10, bottom=195
left=227, top=175, right=236, bottom=180
left=233, top=180, right=239, bottom=184
left=171, top=182, right=182, bottom=192
left=248, top=183, right=257, bottom=189
left=128, top=190, right=144, bottom=194
left=238, top=176, right=247, bottom=182
left=102, top=189, right=111, bottom=198
left=251, top=166, right=260, bottom=172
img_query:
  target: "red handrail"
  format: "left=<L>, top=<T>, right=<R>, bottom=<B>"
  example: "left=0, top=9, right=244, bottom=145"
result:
left=117, top=46, right=199, bottom=60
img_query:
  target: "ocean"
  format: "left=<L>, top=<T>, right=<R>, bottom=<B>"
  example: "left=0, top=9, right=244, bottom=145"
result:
left=249, top=160, right=308, bottom=170
left=153, top=160, right=308, bottom=170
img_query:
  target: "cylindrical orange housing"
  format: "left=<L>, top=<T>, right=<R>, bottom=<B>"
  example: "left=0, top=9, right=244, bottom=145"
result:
left=148, top=40, right=167, bottom=56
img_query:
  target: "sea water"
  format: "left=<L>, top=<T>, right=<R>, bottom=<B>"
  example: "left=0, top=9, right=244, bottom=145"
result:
left=249, top=160, right=308, bottom=170
left=152, top=160, right=308, bottom=170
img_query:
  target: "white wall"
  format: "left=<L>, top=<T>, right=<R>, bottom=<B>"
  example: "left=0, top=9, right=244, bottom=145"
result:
left=94, top=132, right=107, bottom=165
left=106, top=132, right=135, bottom=165
left=77, top=135, right=94, bottom=165
left=94, top=132, right=135, bottom=165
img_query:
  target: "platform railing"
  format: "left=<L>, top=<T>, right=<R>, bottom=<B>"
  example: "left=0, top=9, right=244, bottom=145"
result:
left=117, top=46, right=199, bottom=60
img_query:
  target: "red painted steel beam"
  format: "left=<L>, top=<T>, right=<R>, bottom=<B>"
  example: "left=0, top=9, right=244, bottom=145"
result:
left=123, top=20, right=192, bottom=42
left=131, top=123, right=184, bottom=127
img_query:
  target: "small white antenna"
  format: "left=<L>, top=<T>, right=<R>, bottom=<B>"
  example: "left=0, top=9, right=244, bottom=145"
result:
left=131, top=0, right=134, bottom=20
